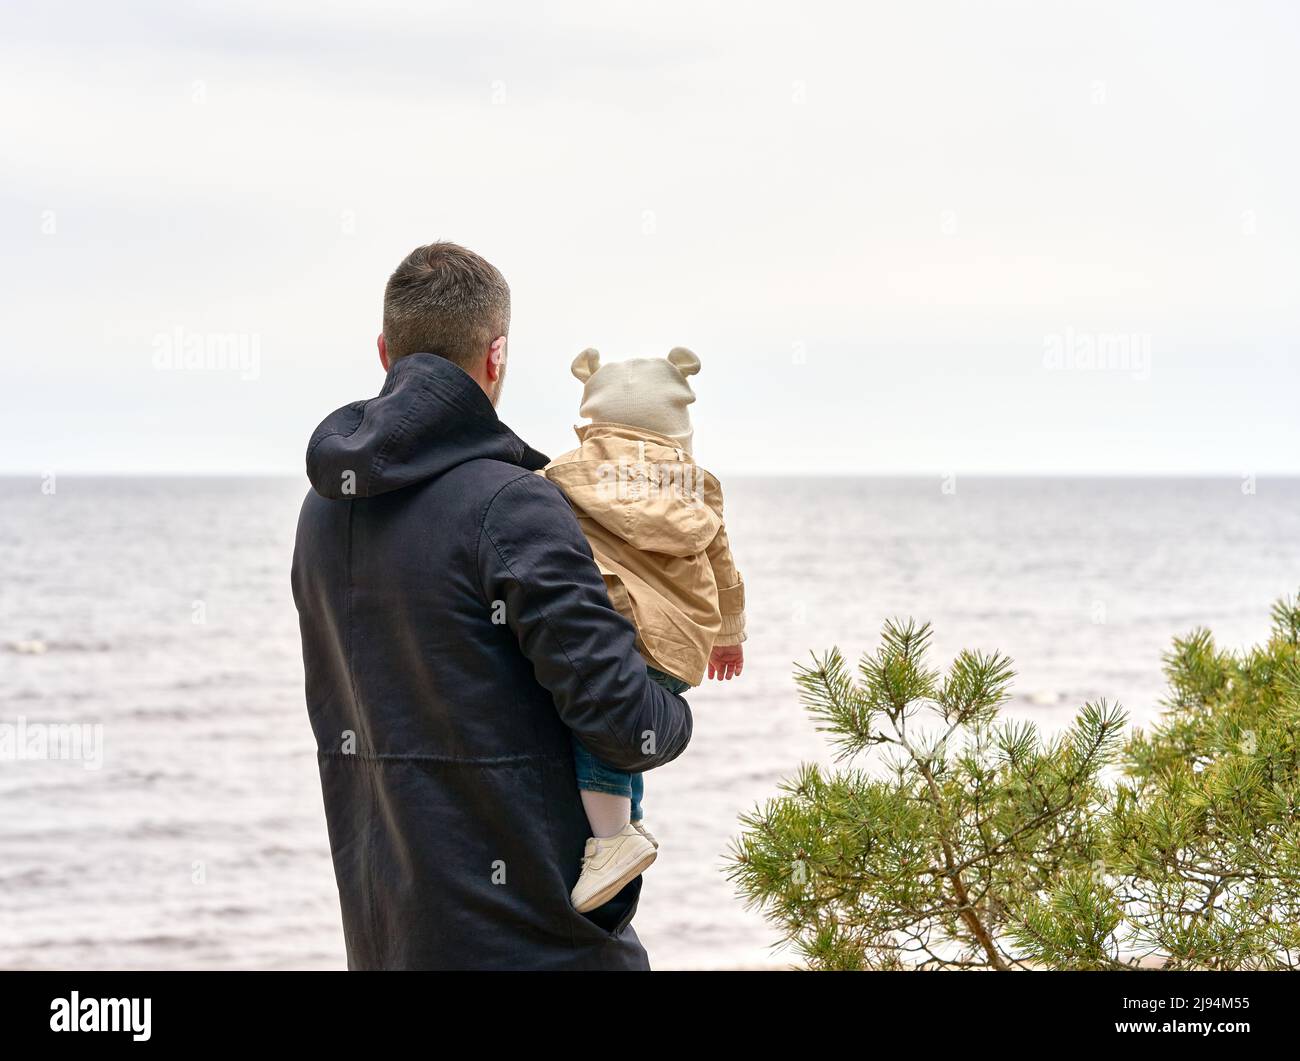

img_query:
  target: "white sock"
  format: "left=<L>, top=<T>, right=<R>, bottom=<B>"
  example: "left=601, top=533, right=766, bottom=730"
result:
left=580, top=790, right=631, bottom=838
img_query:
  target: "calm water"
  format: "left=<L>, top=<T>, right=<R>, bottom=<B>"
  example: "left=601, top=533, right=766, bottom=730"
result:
left=2, top=475, right=1298, bottom=969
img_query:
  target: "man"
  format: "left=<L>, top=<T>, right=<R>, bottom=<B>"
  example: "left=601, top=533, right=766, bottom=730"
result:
left=291, top=242, right=693, bottom=970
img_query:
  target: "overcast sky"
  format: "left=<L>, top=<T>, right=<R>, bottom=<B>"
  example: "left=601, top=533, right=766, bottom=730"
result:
left=3, top=0, right=1298, bottom=475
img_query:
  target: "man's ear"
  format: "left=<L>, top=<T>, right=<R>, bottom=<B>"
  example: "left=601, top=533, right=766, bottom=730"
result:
left=378, top=333, right=390, bottom=371
left=486, top=335, right=506, bottom=380
left=571, top=347, right=601, bottom=382
left=667, top=346, right=700, bottom=377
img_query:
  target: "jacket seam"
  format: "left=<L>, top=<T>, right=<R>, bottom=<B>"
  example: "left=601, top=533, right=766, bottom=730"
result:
left=473, top=470, right=542, bottom=600
left=474, top=471, right=590, bottom=764
left=341, top=499, right=382, bottom=951
left=369, top=375, right=431, bottom=493
left=477, top=476, right=625, bottom=752
left=305, top=400, right=371, bottom=463
left=474, top=477, right=613, bottom=952
left=318, top=750, right=571, bottom=765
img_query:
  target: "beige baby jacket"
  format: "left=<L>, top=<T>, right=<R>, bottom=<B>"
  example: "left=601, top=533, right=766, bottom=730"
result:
left=541, top=422, right=746, bottom=687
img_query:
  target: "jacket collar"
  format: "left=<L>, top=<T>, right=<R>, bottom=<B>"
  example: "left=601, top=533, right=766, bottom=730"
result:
left=573, top=421, right=691, bottom=454
left=305, top=353, right=547, bottom=499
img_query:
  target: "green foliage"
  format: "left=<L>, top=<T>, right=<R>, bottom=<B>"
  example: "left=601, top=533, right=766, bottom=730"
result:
left=729, top=619, right=1126, bottom=969
left=1105, top=591, right=1300, bottom=969
left=728, top=593, right=1300, bottom=970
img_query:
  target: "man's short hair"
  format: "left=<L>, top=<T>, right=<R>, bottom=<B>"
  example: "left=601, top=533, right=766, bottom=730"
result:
left=382, top=242, right=510, bottom=370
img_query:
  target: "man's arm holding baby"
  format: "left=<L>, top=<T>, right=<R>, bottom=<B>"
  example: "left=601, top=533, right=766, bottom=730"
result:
left=478, top=471, right=693, bottom=769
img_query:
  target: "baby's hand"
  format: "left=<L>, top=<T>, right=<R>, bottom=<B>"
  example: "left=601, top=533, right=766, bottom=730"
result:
left=708, top=644, right=744, bottom=681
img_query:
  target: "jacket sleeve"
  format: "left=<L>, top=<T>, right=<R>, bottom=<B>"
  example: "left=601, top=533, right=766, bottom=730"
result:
left=705, top=496, right=747, bottom=647
left=478, top=471, right=693, bottom=772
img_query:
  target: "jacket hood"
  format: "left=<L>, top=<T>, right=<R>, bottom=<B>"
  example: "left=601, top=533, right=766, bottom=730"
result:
left=542, top=423, right=723, bottom=558
left=305, top=353, right=548, bottom=499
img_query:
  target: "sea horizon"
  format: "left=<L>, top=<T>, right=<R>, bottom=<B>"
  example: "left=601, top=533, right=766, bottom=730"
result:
left=3, top=475, right=1298, bottom=969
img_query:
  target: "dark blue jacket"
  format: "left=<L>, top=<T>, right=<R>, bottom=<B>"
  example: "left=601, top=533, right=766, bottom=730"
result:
left=291, top=353, right=693, bottom=969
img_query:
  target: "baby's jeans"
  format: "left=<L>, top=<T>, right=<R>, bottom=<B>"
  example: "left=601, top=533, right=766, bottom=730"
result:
left=570, top=665, right=691, bottom=822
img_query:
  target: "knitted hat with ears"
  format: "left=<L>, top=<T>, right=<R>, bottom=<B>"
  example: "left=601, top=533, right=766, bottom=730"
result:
left=571, top=346, right=701, bottom=454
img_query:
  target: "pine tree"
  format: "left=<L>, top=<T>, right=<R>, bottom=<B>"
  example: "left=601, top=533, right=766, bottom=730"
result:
left=728, top=594, right=1300, bottom=970
left=1100, top=593, right=1300, bottom=969
left=727, top=619, right=1126, bottom=969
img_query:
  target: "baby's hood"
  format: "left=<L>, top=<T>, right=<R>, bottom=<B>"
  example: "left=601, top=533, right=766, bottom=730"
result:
left=544, top=424, right=723, bottom=558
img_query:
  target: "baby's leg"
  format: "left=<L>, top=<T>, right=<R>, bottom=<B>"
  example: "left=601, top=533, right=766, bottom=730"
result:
left=568, top=738, right=658, bottom=913
left=571, top=734, right=633, bottom=837
left=581, top=791, right=630, bottom=838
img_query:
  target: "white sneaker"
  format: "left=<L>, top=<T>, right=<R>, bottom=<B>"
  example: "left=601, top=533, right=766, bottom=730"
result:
left=571, top=823, right=658, bottom=914
left=632, top=820, right=659, bottom=849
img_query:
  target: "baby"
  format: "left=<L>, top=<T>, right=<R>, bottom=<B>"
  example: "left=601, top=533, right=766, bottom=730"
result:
left=541, top=345, right=746, bottom=912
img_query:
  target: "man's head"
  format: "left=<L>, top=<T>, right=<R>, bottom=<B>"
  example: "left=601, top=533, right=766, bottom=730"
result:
left=378, top=241, right=510, bottom=404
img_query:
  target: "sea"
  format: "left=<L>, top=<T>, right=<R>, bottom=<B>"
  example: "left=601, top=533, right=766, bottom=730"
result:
left=2, top=475, right=1298, bottom=969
